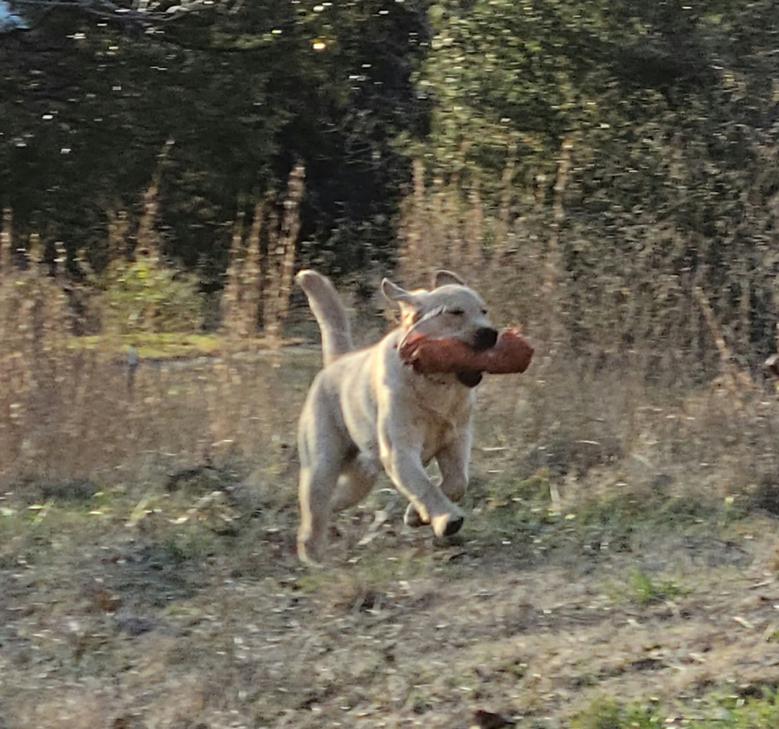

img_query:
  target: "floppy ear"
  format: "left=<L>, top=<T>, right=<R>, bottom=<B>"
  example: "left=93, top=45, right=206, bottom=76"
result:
left=432, top=270, right=465, bottom=288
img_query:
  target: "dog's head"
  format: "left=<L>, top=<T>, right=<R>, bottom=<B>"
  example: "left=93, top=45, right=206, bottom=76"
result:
left=381, top=270, right=498, bottom=352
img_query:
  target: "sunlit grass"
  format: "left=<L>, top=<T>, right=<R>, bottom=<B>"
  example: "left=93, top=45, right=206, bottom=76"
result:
left=68, top=332, right=224, bottom=359
left=573, top=692, right=779, bottom=729
left=66, top=332, right=311, bottom=359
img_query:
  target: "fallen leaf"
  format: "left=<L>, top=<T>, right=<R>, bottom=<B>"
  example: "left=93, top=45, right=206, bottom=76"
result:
left=733, top=616, right=755, bottom=630
left=471, top=709, right=515, bottom=728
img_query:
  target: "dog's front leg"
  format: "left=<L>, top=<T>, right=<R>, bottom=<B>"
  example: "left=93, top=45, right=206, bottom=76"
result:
left=404, top=434, right=471, bottom=529
left=436, top=433, right=471, bottom=504
left=379, top=423, right=465, bottom=538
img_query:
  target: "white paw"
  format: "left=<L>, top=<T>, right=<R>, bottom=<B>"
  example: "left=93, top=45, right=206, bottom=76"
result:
left=430, top=507, right=465, bottom=538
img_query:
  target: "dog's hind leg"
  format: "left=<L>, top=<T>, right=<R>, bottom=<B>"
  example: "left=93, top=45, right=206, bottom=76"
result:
left=297, top=395, right=348, bottom=565
left=298, top=457, right=341, bottom=565
left=331, top=452, right=379, bottom=512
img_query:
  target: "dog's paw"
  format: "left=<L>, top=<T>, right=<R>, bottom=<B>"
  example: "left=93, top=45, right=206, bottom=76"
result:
left=297, top=545, right=325, bottom=568
left=443, top=515, right=464, bottom=536
left=297, top=531, right=326, bottom=567
left=404, top=503, right=430, bottom=528
left=431, top=509, right=465, bottom=538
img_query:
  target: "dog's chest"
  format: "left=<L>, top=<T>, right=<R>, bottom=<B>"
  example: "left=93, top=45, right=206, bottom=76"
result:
left=412, top=386, right=472, bottom=459
left=420, top=423, right=458, bottom=462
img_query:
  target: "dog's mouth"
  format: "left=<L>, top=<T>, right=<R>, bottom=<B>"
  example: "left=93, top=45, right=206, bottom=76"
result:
left=456, top=328, right=497, bottom=386
left=471, top=327, right=499, bottom=352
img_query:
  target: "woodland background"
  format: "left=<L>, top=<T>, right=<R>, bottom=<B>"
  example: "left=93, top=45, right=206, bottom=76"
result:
left=2, top=0, right=778, bottom=367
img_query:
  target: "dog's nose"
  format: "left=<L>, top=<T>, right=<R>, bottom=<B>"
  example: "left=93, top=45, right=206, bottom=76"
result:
left=473, top=327, right=499, bottom=351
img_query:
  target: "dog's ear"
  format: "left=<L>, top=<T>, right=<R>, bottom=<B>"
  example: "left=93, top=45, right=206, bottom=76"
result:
left=432, top=270, right=465, bottom=288
left=381, top=278, right=420, bottom=313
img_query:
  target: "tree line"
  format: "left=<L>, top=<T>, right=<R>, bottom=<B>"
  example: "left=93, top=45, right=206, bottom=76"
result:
left=2, top=0, right=778, bottom=363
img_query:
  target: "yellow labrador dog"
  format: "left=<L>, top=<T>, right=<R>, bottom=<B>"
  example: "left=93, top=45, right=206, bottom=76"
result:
left=295, top=269, right=498, bottom=564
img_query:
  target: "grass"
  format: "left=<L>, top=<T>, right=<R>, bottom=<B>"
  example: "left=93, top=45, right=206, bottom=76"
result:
left=467, top=466, right=739, bottom=569
left=3, top=313, right=779, bottom=727
left=69, top=332, right=223, bottom=359
left=66, top=331, right=311, bottom=360
left=572, top=699, right=659, bottom=729
left=1, top=408, right=778, bottom=726
left=622, top=568, right=686, bottom=607
left=573, top=692, right=779, bottom=729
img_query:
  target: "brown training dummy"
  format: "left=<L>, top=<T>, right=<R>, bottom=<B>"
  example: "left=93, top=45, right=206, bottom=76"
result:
left=399, top=327, right=534, bottom=381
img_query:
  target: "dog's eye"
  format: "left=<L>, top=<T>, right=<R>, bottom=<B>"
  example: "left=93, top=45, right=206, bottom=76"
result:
left=448, top=308, right=465, bottom=316
left=481, top=309, right=488, bottom=316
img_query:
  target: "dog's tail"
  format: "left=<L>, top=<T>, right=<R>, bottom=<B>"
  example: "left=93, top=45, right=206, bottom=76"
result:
left=296, top=270, right=353, bottom=366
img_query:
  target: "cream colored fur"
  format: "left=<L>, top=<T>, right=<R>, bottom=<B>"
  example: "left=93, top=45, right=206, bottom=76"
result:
left=295, top=268, right=496, bottom=564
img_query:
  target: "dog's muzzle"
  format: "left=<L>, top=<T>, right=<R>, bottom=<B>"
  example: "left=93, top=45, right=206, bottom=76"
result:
left=472, top=327, right=499, bottom=351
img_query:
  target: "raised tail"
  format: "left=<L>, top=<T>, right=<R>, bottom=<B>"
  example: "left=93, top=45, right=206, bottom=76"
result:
left=296, top=270, right=354, bottom=366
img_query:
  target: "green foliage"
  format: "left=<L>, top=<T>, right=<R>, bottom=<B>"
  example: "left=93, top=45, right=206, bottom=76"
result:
left=624, top=569, right=685, bottom=607
left=418, top=0, right=779, bottom=363
left=696, top=692, right=779, bottom=729
left=1, top=0, right=430, bottom=279
left=100, top=256, right=203, bottom=334
left=572, top=699, right=658, bottom=729
left=420, top=0, right=613, bottom=182
left=573, top=693, right=779, bottom=729
left=69, top=332, right=221, bottom=359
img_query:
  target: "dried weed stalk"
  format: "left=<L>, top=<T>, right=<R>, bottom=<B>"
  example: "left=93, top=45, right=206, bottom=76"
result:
left=221, top=163, right=305, bottom=340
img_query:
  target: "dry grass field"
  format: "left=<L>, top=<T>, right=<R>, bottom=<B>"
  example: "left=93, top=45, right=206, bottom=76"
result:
left=2, top=334, right=779, bottom=729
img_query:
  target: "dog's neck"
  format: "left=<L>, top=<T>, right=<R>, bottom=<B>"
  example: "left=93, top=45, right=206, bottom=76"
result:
left=406, top=362, right=473, bottom=431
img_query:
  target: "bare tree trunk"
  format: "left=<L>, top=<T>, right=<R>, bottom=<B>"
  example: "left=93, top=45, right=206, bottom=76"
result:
left=220, top=211, right=246, bottom=338
left=464, top=181, right=484, bottom=273
left=494, top=137, right=517, bottom=253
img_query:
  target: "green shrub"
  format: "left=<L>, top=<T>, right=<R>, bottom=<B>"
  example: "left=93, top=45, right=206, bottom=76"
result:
left=100, top=255, right=203, bottom=334
left=628, top=569, right=684, bottom=606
